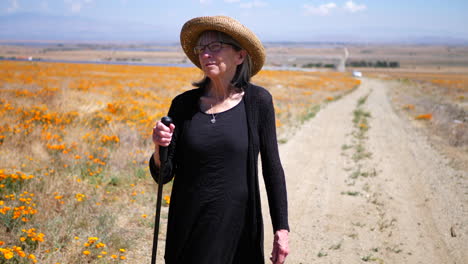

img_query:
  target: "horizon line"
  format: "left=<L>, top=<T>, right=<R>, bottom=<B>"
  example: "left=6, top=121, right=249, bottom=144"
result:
left=1, top=39, right=468, bottom=46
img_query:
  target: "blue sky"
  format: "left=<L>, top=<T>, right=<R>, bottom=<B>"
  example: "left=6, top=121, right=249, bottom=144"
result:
left=1, top=0, right=467, bottom=42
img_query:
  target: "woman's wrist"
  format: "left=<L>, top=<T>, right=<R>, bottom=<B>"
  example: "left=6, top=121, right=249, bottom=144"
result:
left=275, top=229, right=289, bottom=235
left=153, top=145, right=161, bottom=167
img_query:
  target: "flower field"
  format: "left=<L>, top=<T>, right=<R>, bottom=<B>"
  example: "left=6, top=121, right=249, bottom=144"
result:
left=365, top=70, right=467, bottom=150
left=0, top=60, right=359, bottom=263
left=365, top=71, right=468, bottom=104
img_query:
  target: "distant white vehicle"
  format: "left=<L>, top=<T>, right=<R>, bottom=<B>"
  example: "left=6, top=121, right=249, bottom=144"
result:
left=352, top=71, right=362, bottom=78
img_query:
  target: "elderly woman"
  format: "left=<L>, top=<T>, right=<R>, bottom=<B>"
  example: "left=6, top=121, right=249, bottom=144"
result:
left=150, top=16, right=289, bottom=264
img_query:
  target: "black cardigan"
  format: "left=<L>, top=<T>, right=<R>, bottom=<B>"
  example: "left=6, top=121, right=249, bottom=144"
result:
left=149, top=83, right=289, bottom=263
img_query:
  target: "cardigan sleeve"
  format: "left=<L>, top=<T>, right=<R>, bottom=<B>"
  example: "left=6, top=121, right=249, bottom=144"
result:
left=258, top=90, right=290, bottom=232
left=148, top=95, right=181, bottom=184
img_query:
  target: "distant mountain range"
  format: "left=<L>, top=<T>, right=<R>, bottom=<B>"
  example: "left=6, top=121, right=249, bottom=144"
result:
left=1, top=13, right=467, bottom=45
left=0, top=13, right=175, bottom=42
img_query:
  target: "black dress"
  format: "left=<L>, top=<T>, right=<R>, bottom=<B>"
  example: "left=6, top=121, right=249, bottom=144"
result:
left=164, top=98, right=251, bottom=263
left=150, top=84, right=290, bottom=264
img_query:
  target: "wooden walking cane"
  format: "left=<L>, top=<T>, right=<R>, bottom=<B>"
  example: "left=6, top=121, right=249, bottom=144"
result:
left=151, top=116, right=172, bottom=264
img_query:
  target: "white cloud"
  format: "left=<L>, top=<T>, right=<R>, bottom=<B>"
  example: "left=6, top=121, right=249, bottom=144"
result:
left=224, top=0, right=241, bottom=3
left=240, top=0, right=267, bottom=9
left=200, top=0, right=211, bottom=4
left=71, top=2, right=82, bottom=12
left=7, top=0, right=19, bottom=13
left=344, top=0, right=366, bottom=13
left=64, top=0, right=94, bottom=13
left=41, top=1, right=49, bottom=11
left=304, top=2, right=337, bottom=16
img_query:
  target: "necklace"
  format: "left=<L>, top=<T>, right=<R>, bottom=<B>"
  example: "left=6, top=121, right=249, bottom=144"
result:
left=210, top=104, right=217, bottom=124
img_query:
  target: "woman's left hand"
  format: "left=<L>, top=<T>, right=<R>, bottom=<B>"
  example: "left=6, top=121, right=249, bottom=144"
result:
left=270, top=229, right=289, bottom=264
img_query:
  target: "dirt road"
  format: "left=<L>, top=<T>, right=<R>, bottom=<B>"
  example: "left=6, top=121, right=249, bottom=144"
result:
left=261, top=78, right=467, bottom=263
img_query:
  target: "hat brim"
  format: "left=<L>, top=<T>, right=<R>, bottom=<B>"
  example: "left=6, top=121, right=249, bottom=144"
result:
left=180, top=16, right=265, bottom=77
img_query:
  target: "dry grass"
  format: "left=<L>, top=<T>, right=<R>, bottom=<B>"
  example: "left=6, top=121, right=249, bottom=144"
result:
left=368, top=71, right=468, bottom=170
left=365, top=71, right=468, bottom=102
left=368, top=71, right=467, bottom=147
left=0, top=60, right=358, bottom=263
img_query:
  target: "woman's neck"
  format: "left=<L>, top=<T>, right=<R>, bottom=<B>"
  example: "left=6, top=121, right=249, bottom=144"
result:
left=206, top=78, right=233, bottom=102
left=200, top=80, right=244, bottom=114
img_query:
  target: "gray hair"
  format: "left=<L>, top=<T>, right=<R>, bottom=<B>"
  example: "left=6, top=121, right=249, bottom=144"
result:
left=192, top=30, right=252, bottom=90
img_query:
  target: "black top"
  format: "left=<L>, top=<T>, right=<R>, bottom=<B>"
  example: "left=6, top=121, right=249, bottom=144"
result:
left=149, top=83, right=289, bottom=264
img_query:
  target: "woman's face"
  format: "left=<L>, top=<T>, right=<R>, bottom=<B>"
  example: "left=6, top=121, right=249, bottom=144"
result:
left=196, top=32, right=246, bottom=81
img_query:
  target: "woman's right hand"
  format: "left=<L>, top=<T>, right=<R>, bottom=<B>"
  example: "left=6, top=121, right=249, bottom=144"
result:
left=152, top=121, right=175, bottom=147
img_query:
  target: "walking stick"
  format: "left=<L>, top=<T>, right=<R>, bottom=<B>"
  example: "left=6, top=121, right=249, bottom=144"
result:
left=151, top=116, right=173, bottom=264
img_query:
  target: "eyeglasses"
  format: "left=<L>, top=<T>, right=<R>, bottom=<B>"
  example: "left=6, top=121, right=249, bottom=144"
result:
left=193, top=41, right=233, bottom=55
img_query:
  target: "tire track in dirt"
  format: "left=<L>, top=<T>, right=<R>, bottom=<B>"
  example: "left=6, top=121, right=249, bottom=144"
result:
left=261, top=78, right=467, bottom=263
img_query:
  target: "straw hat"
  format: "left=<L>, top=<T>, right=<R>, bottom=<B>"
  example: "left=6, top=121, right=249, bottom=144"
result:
left=180, top=16, right=266, bottom=76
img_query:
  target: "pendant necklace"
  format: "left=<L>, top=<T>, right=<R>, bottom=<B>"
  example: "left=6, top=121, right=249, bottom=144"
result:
left=210, top=104, right=217, bottom=124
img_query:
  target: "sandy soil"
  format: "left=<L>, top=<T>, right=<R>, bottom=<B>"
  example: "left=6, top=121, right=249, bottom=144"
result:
left=261, top=78, right=467, bottom=263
